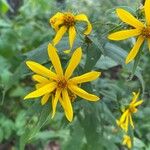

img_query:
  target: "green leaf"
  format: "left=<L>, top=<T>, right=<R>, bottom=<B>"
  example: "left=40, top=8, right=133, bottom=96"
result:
left=63, top=120, right=84, bottom=150
left=0, top=0, right=10, bottom=14
left=84, top=37, right=102, bottom=72
left=19, top=104, right=50, bottom=150
left=95, top=55, right=118, bottom=70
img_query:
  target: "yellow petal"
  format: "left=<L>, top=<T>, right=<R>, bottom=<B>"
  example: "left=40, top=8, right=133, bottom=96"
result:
left=50, top=12, right=64, bottom=31
left=53, top=20, right=64, bottom=31
left=125, top=36, right=144, bottom=64
left=69, top=85, right=99, bottom=101
left=75, top=14, right=92, bottom=35
left=119, top=110, right=129, bottom=123
left=130, top=91, right=140, bottom=105
left=35, top=83, right=47, bottom=89
left=134, top=100, right=143, bottom=107
left=62, top=90, right=73, bottom=122
left=122, top=136, right=127, bottom=145
left=144, top=0, right=150, bottom=26
left=129, top=115, right=134, bottom=128
left=50, top=12, right=63, bottom=25
left=65, top=47, right=82, bottom=79
left=41, top=94, right=50, bottom=105
left=51, top=89, right=61, bottom=118
left=123, top=135, right=132, bottom=149
left=127, top=140, right=132, bottom=149
left=52, top=26, right=67, bottom=46
left=24, top=82, right=56, bottom=99
left=32, top=75, right=49, bottom=83
left=26, top=61, right=57, bottom=80
left=108, top=29, right=141, bottom=41
left=69, top=26, right=76, bottom=49
left=69, top=71, right=101, bottom=84
left=148, top=39, right=150, bottom=51
left=48, top=43, right=63, bottom=76
left=116, top=8, right=144, bottom=28
left=124, top=115, right=129, bottom=132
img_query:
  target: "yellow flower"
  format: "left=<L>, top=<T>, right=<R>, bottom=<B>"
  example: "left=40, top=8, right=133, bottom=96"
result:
left=116, top=92, right=143, bottom=132
left=50, top=12, right=92, bottom=49
left=24, top=43, right=100, bottom=122
left=108, top=0, right=150, bottom=64
left=123, top=135, right=132, bottom=149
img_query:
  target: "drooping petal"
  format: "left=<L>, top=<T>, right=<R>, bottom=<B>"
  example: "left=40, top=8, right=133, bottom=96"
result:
left=75, top=14, right=92, bottom=35
left=50, top=12, right=64, bottom=31
left=24, top=82, right=56, bottom=99
left=120, top=110, right=129, bottom=123
left=41, top=94, right=50, bottom=105
left=69, top=85, right=99, bottom=101
left=50, top=12, right=63, bottom=26
left=125, top=36, right=144, bottom=64
left=26, top=61, right=57, bottom=80
left=51, top=89, right=61, bottom=118
left=147, top=39, right=150, bottom=51
left=69, top=71, right=101, bottom=84
left=62, top=90, right=73, bottom=122
left=129, top=115, right=134, bottom=128
left=116, top=8, right=144, bottom=28
left=48, top=43, right=63, bottom=76
left=69, top=26, right=76, bottom=49
left=108, top=29, right=141, bottom=41
left=32, top=74, right=49, bottom=83
left=52, top=26, right=67, bottom=46
left=124, top=114, right=129, bottom=132
left=65, top=47, right=82, bottom=79
left=144, top=0, right=150, bottom=26
left=53, top=20, right=64, bottom=31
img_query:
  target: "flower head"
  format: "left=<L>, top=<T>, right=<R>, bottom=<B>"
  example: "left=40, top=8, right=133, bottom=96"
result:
left=50, top=12, right=92, bottom=50
left=116, top=92, right=143, bottom=132
left=24, top=43, right=100, bottom=122
left=108, top=0, right=150, bottom=64
left=123, top=135, right=132, bottom=149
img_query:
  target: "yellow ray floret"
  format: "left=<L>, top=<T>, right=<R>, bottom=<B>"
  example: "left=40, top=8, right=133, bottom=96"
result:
left=24, top=43, right=100, bottom=122
left=50, top=12, right=92, bottom=50
left=123, top=135, right=132, bottom=149
left=108, top=0, right=150, bottom=64
left=116, top=92, right=143, bottom=132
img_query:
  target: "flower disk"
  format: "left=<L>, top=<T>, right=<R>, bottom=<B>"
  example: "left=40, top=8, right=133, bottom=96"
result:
left=63, top=13, right=75, bottom=27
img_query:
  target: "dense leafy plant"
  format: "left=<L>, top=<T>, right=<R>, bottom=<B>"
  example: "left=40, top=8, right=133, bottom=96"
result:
left=0, top=0, right=150, bottom=150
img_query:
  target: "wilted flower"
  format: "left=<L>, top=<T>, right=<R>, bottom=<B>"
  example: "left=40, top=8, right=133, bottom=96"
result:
left=50, top=12, right=92, bottom=50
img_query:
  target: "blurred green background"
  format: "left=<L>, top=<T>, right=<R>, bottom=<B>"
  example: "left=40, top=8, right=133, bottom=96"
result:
left=0, top=0, right=150, bottom=149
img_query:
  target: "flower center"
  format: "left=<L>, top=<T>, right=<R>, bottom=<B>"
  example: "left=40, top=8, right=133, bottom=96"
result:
left=141, top=26, right=150, bottom=38
left=63, top=13, right=75, bottom=27
left=57, top=79, right=67, bottom=89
